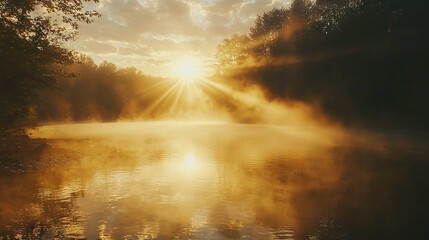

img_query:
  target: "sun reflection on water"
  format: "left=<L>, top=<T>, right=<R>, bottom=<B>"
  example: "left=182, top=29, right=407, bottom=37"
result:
left=184, top=153, right=197, bottom=172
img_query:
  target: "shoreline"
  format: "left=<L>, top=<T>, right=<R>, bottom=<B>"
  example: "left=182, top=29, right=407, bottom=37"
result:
left=0, top=135, right=48, bottom=172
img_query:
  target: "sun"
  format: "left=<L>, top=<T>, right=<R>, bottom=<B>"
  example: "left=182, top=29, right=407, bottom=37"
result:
left=173, top=57, right=204, bottom=83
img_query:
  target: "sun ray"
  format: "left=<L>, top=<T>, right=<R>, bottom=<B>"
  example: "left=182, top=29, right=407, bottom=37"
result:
left=199, top=79, right=261, bottom=106
left=142, top=81, right=181, bottom=117
left=170, top=82, right=185, bottom=112
left=138, top=78, right=173, bottom=95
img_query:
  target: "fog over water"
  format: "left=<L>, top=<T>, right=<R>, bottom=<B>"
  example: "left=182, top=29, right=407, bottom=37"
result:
left=0, top=122, right=427, bottom=239
left=2, top=0, right=429, bottom=239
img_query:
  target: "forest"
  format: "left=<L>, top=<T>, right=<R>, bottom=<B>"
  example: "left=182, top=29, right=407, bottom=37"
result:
left=36, top=57, right=166, bottom=123
left=1, top=0, right=428, bottom=133
left=215, top=0, right=429, bottom=129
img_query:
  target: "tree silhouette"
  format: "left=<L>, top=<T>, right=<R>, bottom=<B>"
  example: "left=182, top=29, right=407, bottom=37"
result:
left=215, top=0, right=429, bottom=129
left=249, top=8, right=288, bottom=59
left=36, top=57, right=166, bottom=122
left=0, top=0, right=100, bottom=133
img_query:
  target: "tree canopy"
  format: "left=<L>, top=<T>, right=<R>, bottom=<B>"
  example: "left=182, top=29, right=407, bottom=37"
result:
left=0, top=0, right=100, bottom=133
left=36, top=57, right=166, bottom=122
left=215, top=0, right=429, bottom=129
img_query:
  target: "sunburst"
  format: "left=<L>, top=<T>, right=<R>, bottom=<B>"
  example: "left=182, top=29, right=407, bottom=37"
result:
left=172, top=57, right=204, bottom=83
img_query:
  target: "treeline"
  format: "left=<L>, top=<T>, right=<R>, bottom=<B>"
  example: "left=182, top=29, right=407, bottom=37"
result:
left=1, top=0, right=100, bottom=133
left=215, top=0, right=429, bottom=129
left=37, top=56, right=167, bottom=122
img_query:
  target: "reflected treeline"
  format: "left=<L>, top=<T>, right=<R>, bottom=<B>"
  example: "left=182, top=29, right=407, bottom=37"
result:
left=0, top=135, right=145, bottom=239
left=36, top=56, right=167, bottom=122
left=2, top=123, right=428, bottom=239
left=215, top=0, right=429, bottom=129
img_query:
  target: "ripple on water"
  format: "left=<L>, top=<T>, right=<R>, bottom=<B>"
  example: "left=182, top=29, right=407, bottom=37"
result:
left=2, top=123, right=428, bottom=239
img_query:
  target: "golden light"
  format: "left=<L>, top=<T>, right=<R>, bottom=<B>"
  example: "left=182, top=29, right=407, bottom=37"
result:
left=184, top=153, right=198, bottom=172
left=172, top=57, right=204, bottom=83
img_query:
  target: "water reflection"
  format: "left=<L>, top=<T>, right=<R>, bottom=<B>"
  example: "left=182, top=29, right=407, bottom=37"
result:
left=1, top=122, right=428, bottom=239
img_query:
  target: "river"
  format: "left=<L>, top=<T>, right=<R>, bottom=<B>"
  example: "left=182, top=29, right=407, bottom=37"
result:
left=1, top=122, right=428, bottom=239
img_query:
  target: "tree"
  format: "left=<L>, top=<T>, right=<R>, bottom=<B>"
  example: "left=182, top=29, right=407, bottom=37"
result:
left=216, top=0, right=429, bottom=129
left=215, top=34, right=251, bottom=73
left=0, top=0, right=100, bottom=134
left=249, top=8, right=288, bottom=58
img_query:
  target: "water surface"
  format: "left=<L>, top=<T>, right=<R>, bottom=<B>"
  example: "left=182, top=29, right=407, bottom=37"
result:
left=1, top=122, right=428, bottom=239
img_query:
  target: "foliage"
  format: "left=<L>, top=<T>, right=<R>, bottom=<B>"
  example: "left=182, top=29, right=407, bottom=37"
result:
left=36, top=57, right=166, bottom=122
left=215, top=0, right=429, bottom=129
left=215, top=34, right=252, bottom=73
left=0, top=0, right=100, bottom=134
left=249, top=8, right=289, bottom=58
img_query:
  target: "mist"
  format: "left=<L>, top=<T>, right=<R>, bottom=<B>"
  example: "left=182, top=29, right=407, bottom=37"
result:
left=215, top=0, right=429, bottom=130
left=32, top=0, right=429, bottom=132
left=2, top=0, right=429, bottom=239
left=35, top=56, right=341, bottom=135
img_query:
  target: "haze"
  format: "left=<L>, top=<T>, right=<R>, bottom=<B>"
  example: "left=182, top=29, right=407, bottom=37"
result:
left=1, top=0, right=428, bottom=239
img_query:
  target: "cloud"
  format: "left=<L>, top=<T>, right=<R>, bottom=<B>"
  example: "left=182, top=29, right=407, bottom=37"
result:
left=73, top=0, right=292, bottom=77
left=75, top=39, right=118, bottom=54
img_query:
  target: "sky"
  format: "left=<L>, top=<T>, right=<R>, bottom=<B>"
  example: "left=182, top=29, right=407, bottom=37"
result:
left=71, top=0, right=292, bottom=78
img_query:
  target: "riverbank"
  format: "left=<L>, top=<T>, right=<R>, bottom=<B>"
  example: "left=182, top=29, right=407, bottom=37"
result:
left=0, top=135, right=48, bottom=172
